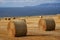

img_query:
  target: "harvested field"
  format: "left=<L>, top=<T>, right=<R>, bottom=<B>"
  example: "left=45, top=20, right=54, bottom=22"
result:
left=0, top=15, right=60, bottom=40
left=14, top=26, right=60, bottom=40
left=15, top=30, right=60, bottom=40
left=15, top=36, right=60, bottom=40
left=15, top=15, right=60, bottom=40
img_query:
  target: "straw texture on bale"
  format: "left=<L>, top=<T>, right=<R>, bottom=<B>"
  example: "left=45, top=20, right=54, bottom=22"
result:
left=0, top=21, right=15, bottom=37
left=39, top=19, right=55, bottom=31
left=13, top=19, right=27, bottom=37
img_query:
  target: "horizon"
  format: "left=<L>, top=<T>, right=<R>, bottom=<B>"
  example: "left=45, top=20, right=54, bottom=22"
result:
left=0, top=0, right=60, bottom=17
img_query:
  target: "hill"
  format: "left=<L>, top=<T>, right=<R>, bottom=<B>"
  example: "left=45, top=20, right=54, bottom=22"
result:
left=0, top=3, right=60, bottom=17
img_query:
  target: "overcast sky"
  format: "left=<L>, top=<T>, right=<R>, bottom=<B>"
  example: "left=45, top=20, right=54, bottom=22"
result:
left=0, top=0, right=60, bottom=7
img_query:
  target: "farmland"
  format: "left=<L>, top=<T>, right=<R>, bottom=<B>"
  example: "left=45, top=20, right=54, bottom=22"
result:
left=0, top=15, right=60, bottom=40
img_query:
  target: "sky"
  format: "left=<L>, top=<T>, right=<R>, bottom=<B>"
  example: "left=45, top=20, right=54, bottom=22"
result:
left=0, top=0, right=60, bottom=7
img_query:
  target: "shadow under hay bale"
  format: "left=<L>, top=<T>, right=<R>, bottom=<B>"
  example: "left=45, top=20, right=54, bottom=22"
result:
left=39, top=18, right=55, bottom=31
left=13, top=19, right=27, bottom=37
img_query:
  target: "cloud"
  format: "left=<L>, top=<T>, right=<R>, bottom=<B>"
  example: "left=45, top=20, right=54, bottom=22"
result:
left=0, top=0, right=60, bottom=3
left=0, top=0, right=5, bottom=4
left=0, top=0, right=4, bottom=2
left=0, top=0, right=60, bottom=7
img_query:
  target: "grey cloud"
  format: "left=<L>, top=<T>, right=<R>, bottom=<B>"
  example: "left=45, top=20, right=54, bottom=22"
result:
left=0, top=0, right=60, bottom=7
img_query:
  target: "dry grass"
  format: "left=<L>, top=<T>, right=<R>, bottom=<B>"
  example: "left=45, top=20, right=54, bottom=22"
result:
left=14, top=15, right=60, bottom=40
left=15, top=36, right=60, bottom=40
left=0, top=15, right=60, bottom=40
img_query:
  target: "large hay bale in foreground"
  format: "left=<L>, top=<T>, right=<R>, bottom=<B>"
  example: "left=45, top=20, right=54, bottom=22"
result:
left=0, top=21, right=15, bottom=37
left=13, top=19, right=27, bottom=37
left=39, top=18, right=55, bottom=31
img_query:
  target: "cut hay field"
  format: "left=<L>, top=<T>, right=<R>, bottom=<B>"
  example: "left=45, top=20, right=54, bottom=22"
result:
left=0, top=15, right=60, bottom=40
left=15, top=15, right=60, bottom=40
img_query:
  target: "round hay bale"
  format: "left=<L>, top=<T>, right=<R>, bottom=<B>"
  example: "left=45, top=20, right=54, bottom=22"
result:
left=0, top=21, right=15, bottom=37
left=39, top=18, right=55, bottom=31
left=13, top=17, right=16, bottom=19
left=5, top=18, right=7, bottom=20
left=13, top=19, right=27, bottom=37
left=8, top=18, right=11, bottom=20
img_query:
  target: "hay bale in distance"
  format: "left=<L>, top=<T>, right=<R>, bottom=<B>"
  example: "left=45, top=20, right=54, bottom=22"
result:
left=39, top=18, right=55, bottom=31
